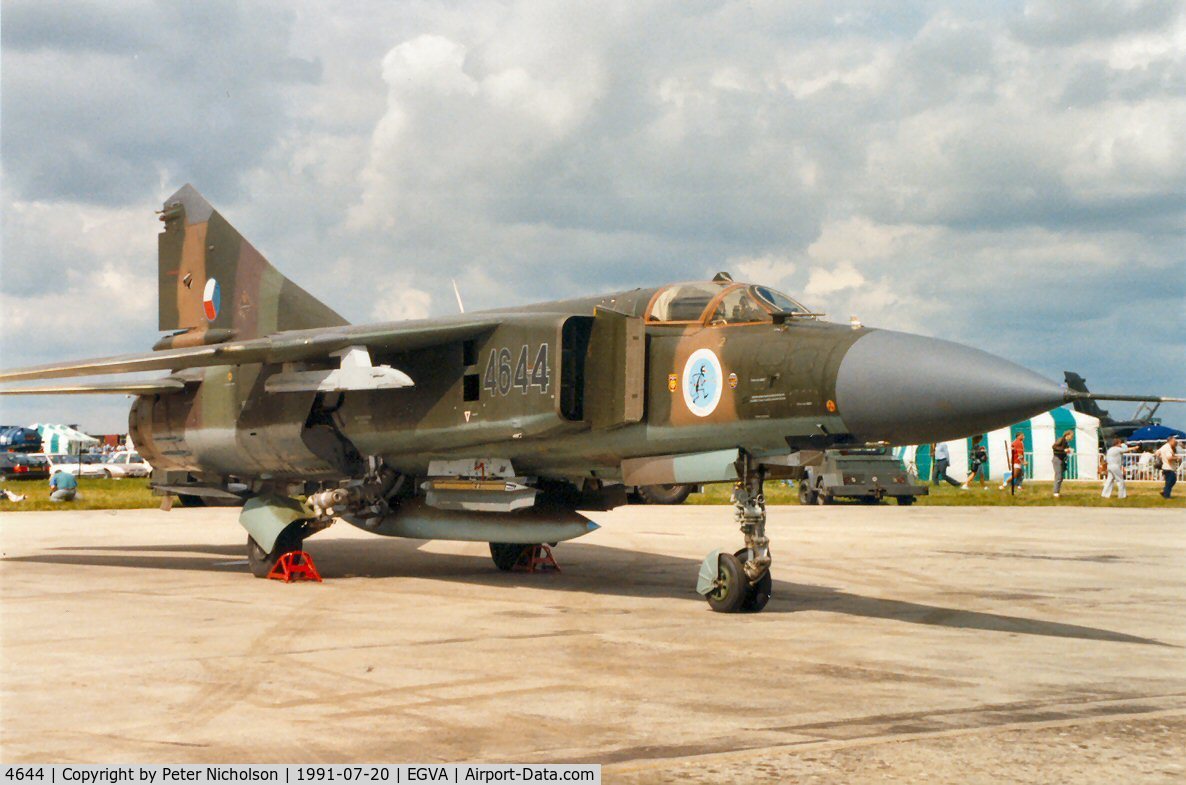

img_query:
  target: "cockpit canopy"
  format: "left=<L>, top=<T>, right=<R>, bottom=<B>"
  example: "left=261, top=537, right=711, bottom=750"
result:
left=646, top=280, right=812, bottom=325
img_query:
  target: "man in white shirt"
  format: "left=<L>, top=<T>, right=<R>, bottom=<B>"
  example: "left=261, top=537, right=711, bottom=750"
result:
left=1101, top=437, right=1137, bottom=499
left=932, top=442, right=960, bottom=488
left=1156, top=436, right=1179, bottom=499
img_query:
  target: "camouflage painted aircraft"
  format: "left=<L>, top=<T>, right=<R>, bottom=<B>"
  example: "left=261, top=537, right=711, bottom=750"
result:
left=3, top=186, right=1180, bottom=612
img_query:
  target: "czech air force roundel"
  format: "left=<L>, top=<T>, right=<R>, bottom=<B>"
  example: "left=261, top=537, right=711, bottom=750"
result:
left=682, top=348, right=723, bottom=417
left=203, top=278, right=221, bottom=321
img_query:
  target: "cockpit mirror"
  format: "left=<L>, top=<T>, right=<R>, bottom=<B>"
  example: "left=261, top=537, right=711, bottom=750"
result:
left=771, top=310, right=826, bottom=324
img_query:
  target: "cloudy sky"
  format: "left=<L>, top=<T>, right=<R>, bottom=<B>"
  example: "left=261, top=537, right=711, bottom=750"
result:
left=2, top=0, right=1184, bottom=433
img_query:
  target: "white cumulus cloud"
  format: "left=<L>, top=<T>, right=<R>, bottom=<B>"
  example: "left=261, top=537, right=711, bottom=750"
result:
left=2, top=0, right=1184, bottom=431
left=371, top=284, right=432, bottom=323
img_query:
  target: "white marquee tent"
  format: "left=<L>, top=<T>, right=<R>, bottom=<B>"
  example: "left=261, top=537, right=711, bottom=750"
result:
left=895, top=407, right=1100, bottom=483
left=33, top=423, right=100, bottom=455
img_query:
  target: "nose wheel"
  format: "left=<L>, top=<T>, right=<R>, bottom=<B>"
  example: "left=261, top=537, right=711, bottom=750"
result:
left=697, top=457, right=773, bottom=613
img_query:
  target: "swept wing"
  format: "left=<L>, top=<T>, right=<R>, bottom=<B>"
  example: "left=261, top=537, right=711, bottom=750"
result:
left=0, top=318, right=501, bottom=386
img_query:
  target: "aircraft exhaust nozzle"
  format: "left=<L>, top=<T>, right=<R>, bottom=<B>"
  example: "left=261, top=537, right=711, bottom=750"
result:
left=835, top=329, right=1066, bottom=445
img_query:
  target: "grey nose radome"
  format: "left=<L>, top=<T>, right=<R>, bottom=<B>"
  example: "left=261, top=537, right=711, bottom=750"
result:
left=835, top=329, right=1066, bottom=445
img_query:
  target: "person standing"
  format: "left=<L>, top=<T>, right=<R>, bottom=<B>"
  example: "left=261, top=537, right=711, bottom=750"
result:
left=1101, top=437, right=1137, bottom=499
left=963, top=435, right=989, bottom=490
left=932, top=441, right=960, bottom=487
left=1155, top=436, right=1180, bottom=499
left=1051, top=430, right=1075, bottom=498
left=1001, top=433, right=1027, bottom=492
left=1139, top=448, right=1155, bottom=478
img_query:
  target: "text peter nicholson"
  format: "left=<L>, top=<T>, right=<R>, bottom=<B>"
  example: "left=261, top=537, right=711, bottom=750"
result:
left=3, top=766, right=600, bottom=785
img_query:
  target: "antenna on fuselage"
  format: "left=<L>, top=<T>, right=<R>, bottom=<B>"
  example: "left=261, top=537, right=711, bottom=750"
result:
left=451, top=279, right=465, bottom=313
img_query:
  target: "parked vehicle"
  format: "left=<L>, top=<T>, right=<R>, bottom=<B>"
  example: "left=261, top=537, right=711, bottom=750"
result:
left=0, top=426, right=42, bottom=453
left=1, top=452, right=51, bottom=481
left=629, top=483, right=697, bottom=504
left=798, top=447, right=928, bottom=505
left=44, top=453, right=108, bottom=478
left=103, top=451, right=152, bottom=478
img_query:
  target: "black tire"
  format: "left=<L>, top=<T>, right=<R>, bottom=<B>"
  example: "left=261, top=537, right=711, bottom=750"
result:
left=705, top=552, right=748, bottom=613
left=489, top=542, right=530, bottom=572
left=636, top=484, right=694, bottom=505
left=896, top=496, right=916, bottom=506
left=247, top=525, right=304, bottom=579
left=860, top=496, right=880, bottom=505
left=742, top=569, right=772, bottom=612
left=177, top=494, right=206, bottom=508
left=734, top=548, right=773, bottom=612
left=247, top=537, right=270, bottom=578
left=797, top=481, right=816, bottom=506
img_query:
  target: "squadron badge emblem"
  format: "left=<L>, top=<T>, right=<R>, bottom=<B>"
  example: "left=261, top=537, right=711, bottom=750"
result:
left=682, top=348, right=723, bottom=417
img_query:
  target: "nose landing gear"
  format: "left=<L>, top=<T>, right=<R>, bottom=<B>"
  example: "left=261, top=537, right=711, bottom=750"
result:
left=696, top=457, right=773, bottom=613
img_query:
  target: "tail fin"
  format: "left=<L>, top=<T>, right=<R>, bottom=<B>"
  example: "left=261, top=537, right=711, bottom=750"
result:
left=157, top=184, right=347, bottom=344
left=1063, top=371, right=1109, bottom=420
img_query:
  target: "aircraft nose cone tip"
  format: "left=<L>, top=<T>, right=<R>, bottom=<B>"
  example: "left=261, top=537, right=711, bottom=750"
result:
left=836, top=330, right=1065, bottom=444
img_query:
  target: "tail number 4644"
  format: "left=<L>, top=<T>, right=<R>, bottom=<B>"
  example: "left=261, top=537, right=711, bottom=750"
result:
left=483, top=344, right=551, bottom=396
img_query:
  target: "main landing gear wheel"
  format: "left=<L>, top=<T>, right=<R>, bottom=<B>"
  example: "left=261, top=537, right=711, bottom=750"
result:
left=897, top=495, right=916, bottom=506
left=698, top=454, right=774, bottom=613
left=797, top=480, right=816, bottom=506
left=489, top=542, right=530, bottom=572
left=247, top=524, right=305, bottom=578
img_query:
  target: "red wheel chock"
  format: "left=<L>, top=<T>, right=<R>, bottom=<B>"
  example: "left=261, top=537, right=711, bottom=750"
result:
left=267, top=551, right=323, bottom=583
left=513, top=544, right=560, bottom=573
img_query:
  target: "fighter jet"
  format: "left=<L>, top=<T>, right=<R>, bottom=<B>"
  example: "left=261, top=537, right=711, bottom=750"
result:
left=2, top=186, right=1180, bottom=612
left=1064, top=371, right=1172, bottom=441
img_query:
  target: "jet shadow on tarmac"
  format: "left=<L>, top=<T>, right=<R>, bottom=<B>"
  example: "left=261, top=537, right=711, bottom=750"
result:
left=7, top=536, right=1168, bottom=647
